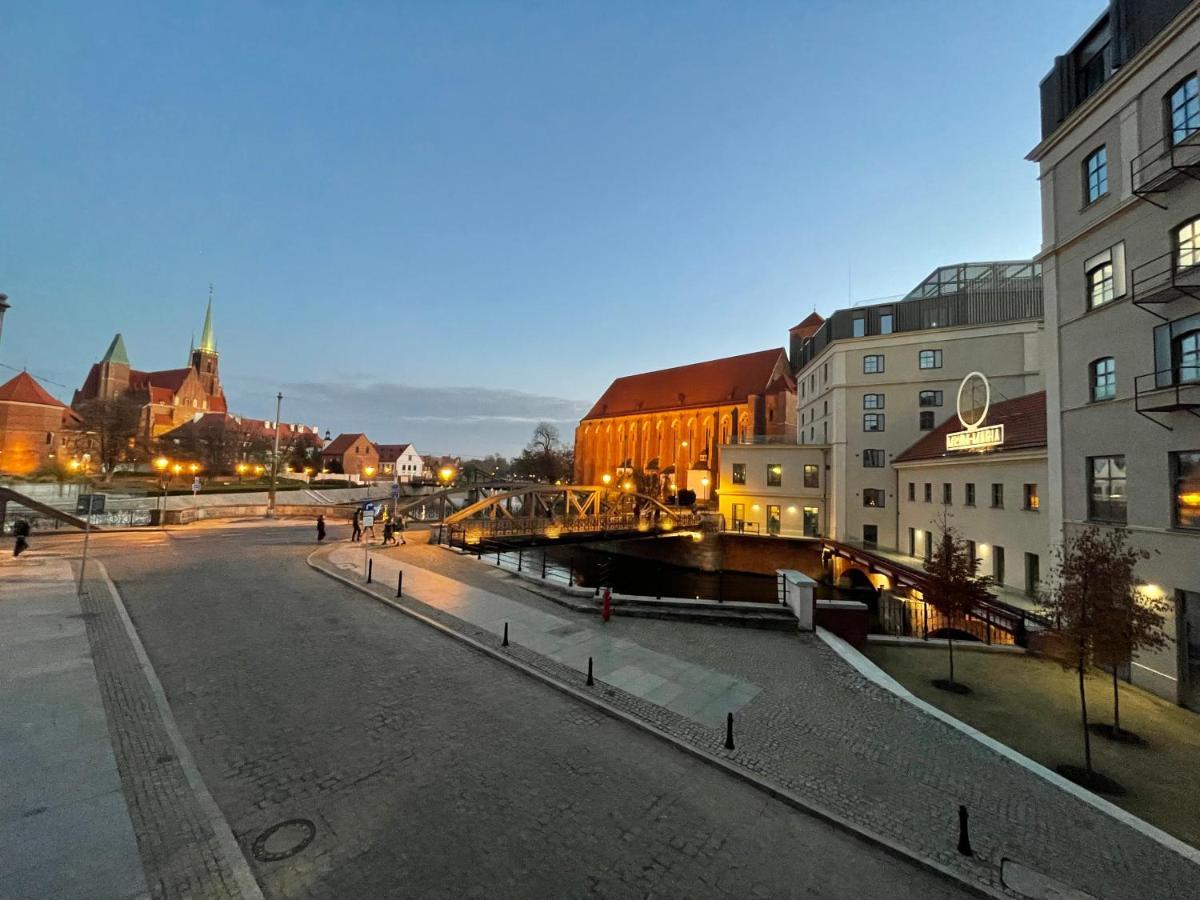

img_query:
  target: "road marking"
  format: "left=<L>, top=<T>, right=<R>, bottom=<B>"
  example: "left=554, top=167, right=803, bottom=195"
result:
left=94, top=559, right=266, bottom=900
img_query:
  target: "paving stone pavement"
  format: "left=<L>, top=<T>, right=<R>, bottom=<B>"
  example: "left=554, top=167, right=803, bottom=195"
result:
left=325, top=540, right=1200, bottom=900
left=95, top=525, right=964, bottom=899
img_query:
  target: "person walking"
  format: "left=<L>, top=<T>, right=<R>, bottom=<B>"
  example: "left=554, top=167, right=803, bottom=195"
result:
left=395, top=511, right=407, bottom=545
left=351, top=508, right=362, bottom=543
left=316, top=514, right=326, bottom=543
left=13, top=518, right=30, bottom=557
left=382, top=519, right=395, bottom=546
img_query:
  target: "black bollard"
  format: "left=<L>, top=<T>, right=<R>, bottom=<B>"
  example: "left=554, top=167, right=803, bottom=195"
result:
left=518, top=549, right=523, bottom=573
left=542, top=554, right=547, bottom=579
left=502, top=622, right=509, bottom=647
left=957, top=805, right=973, bottom=856
left=367, top=559, right=373, bottom=583
left=586, top=657, right=594, bottom=686
left=724, top=712, right=735, bottom=750
left=396, top=570, right=403, bottom=598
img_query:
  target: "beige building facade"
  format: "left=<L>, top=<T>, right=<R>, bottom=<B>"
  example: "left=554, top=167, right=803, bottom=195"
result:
left=1030, top=0, right=1200, bottom=706
left=716, top=443, right=828, bottom=539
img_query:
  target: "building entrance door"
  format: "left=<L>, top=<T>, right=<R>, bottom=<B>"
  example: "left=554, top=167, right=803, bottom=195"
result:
left=1181, top=590, right=1200, bottom=712
left=766, top=505, right=781, bottom=536
left=803, top=507, right=819, bottom=537
left=732, top=502, right=745, bottom=533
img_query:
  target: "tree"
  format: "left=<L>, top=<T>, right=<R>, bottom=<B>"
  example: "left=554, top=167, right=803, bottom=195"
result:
left=922, top=511, right=994, bottom=693
left=512, top=422, right=573, bottom=483
left=74, top=397, right=143, bottom=480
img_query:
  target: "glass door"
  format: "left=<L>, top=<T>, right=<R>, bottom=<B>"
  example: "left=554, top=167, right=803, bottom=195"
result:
left=766, top=505, right=781, bottom=536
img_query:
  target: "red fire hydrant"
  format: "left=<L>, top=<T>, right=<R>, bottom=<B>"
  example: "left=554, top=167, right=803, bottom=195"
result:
left=602, top=586, right=612, bottom=623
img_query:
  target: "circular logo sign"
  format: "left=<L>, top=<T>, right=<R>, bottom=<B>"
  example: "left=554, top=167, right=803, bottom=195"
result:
left=956, top=372, right=991, bottom=430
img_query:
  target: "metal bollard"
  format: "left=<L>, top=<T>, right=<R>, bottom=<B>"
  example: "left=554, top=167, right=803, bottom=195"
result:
left=586, top=656, right=594, bottom=686
left=957, top=805, right=973, bottom=856
left=724, top=712, right=735, bottom=750
left=518, top=549, right=523, bottom=573
left=502, top=622, right=509, bottom=647
left=396, top=570, right=403, bottom=598
left=367, top=559, right=373, bottom=583
left=542, top=554, right=547, bottom=579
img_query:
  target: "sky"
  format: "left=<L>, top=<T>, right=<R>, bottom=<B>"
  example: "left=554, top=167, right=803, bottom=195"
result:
left=1, top=0, right=1104, bottom=456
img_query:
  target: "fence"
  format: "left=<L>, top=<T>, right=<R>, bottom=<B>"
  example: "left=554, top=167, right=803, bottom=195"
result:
left=875, top=591, right=1045, bottom=647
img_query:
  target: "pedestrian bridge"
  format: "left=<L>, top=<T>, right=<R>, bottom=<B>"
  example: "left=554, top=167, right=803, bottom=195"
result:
left=434, top=484, right=703, bottom=546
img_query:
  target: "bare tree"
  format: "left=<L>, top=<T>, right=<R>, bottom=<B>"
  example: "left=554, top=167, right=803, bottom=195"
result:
left=74, top=397, right=143, bottom=480
left=922, top=510, right=993, bottom=693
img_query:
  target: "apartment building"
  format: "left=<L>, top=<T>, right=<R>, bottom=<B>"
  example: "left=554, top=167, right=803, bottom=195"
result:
left=791, top=262, right=1045, bottom=552
left=715, top=443, right=828, bottom=538
left=1029, top=0, right=1200, bottom=707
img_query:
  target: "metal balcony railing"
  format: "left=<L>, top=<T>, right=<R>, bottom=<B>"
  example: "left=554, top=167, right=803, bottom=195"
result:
left=1131, top=249, right=1200, bottom=309
left=1131, top=131, right=1200, bottom=203
left=1135, top=368, right=1200, bottom=414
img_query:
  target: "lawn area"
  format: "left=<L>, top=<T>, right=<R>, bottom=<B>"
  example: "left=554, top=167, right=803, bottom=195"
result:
left=865, top=642, right=1200, bottom=849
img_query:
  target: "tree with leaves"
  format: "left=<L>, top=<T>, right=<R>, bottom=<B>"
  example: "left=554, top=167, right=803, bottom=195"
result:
left=922, top=511, right=994, bottom=693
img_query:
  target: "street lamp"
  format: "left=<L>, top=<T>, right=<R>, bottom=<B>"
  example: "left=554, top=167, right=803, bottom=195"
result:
left=0, top=294, right=9, bottom=359
left=439, top=466, right=455, bottom=484
left=364, top=465, right=376, bottom=479
left=236, top=462, right=247, bottom=483
left=154, top=456, right=170, bottom=528
left=601, top=473, right=612, bottom=486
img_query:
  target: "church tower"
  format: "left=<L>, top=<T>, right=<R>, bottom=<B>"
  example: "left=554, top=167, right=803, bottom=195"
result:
left=189, top=294, right=221, bottom=397
left=97, top=333, right=131, bottom=400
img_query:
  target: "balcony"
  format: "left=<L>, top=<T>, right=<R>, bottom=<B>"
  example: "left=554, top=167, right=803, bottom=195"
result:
left=1135, top=368, right=1200, bottom=414
left=1131, top=250, right=1200, bottom=310
left=1130, top=132, right=1200, bottom=205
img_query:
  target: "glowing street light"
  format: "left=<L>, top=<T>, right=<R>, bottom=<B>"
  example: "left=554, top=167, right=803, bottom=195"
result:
left=622, top=481, right=633, bottom=492
left=439, top=466, right=455, bottom=483
left=172, top=463, right=183, bottom=476
left=364, top=465, right=376, bottom=479
left=601, top=473, right=612, bottom=485
left=189, top=463, right=200, bottom=475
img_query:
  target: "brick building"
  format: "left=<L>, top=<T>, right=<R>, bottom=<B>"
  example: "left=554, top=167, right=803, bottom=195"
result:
left=0, top=371, right=78, bottom=475
left=320, top=433, right=380, bottom=478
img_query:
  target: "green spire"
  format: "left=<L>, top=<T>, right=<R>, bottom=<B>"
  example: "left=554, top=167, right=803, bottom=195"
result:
left=199, top=289, right=216, bottom=353
left=102, top=333, right=129, bottom=366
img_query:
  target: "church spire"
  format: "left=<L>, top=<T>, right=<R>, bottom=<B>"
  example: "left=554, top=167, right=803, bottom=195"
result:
left=102, top=333, right=129, bottom=366
left=199, top=286, right=216, bottom=353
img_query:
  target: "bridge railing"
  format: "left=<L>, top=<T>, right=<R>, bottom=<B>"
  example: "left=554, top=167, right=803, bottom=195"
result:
left=439, top=510, right=704, bottom=546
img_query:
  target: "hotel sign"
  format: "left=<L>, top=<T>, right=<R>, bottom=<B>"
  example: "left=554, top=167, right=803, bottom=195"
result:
left=946, top=372, right=1004, bottom=452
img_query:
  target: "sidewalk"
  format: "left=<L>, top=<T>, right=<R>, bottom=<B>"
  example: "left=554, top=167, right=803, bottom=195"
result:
left=0, top=557, right=148, bottom=900
left=315, top=542, right=1200, bottom=900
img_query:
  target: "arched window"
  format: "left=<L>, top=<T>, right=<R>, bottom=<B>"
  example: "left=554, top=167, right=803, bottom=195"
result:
left=1175, top=330, right=1200, bottom=384
left=1090, top=357, right=1116, bottom=400
left=1176, top=216, right=1200, bottom=269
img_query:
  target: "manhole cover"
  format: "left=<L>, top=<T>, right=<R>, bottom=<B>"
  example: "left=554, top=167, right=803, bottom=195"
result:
left=251, top=819, right=316, bottom=862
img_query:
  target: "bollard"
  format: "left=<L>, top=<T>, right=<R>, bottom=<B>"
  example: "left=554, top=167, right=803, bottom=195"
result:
left=957, top=805, right=973, bottom=856
left=569, top=567, right=574, bottom=588
left=396, top=570, right=403, bottom=598
left=367, top=559, right=373, bottom=583
left=724, top=712, right=735, bottom=750
left=502, top=622, right=509, bottom=647
left=586, top=656, right=594, bottom=686
left=518, top=548, right=523, bottom=573
left=541, top=554, right=547, bottom=579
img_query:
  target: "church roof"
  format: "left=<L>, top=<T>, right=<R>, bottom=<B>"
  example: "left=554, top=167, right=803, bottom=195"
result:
left=583, top=348, right=788, bottom=420
left=199, top=298, right=216, bottom=353
left=0, top=371, right=67, bottom=408
left=893, top=391, right=1047, bottom=464
left=102, top=333, right=130, bottom=365
left=789, top=312, right=825, bottom=337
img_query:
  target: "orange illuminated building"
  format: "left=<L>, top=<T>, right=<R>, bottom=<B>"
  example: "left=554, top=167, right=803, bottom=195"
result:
left=0, top=371, right=79, bottom=475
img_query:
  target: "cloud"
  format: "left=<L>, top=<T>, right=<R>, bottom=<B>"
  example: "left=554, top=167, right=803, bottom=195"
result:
left=222, top=377, right=588, bottom=457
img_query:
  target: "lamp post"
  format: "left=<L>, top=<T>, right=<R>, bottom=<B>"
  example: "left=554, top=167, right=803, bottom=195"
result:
left=154, top=456, right=169, bottom=528
left=0, top=294, right=10, bottom=360
left=267, top=392, right=282, bottom=518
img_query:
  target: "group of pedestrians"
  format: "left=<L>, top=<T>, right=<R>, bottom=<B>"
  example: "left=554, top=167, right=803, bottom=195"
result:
left=321, top=506, right=406, bottom=546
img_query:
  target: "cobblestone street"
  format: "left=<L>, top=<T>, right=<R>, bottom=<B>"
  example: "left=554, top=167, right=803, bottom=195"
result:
left=85, top=524, right=963, bottom=898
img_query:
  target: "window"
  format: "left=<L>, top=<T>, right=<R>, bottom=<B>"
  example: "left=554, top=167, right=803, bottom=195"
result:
left=863, top=355, right=884, bottom=374
left=1087, top=261, right=1114, bottom=309
left=1091, top=357, right=1116, bottom=400
left=823, top=400, right=828, bottom=416
left=991, top=483, right=1004, bottom=508
left=994, top=546, right=1006, bottom=585
left=966, top=540, right=977, bottom=572
left=863, top=393, right=885, bottom=409
left=731, top=463, right=746, bottom=485
left=1172, top=450, right=1200, bottom=529
left=1025, top=553, right=1040, bottom=598
left=942, top=483, right=952, bottom=505
left=1168, top=74, right=1200, bottom=146
left=1178, top=216, right=1200, bottom=269
left=863, top=450, right=886, bottom=468
left=853, top=317, right=866, bottom=337
left=907, top=482, right=915, bottom=501
left=965, top=483, right=975, bottom=506
left=923, top=483, right=932, bottom=503
left=863, top=524, right=878, bottom=547
left=863, top=413, right=884, bottom=432
left=863, top=489, right=885, bottom=508
left=918, top=349, right=942, bottom=369
left=908, top=527, right=916, bottom=556
left=766, top=464, right=782, bottom=487
left=1024, top=484, right=1040, bottom=511
left=919, top=411, right=935, bottom=430
left=803, top=464, right=819, bottom=488
left=1088, top=455, right=1127, bottom=523
left=1175, top=330, right=1200, bottom=384
left=924, top=530, right=933, bottom=561
left=919, top=390, right=943, bottom=407
left=823, top=363, right=829, bottom=382
left=879, top=312, right=894, bottom=335
left=1078, top=23, right=1110, bottom=101
left=1084, top=146, right=1108, bottom=203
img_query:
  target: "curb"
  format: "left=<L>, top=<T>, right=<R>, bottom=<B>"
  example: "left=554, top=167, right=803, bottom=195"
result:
left=307, top=545, right=1001, bottom=898
left=819, top=627, right=1200, bottom=869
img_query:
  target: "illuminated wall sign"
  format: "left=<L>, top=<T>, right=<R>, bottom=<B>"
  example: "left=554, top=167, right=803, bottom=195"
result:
left=946, top=372, right=1005, bottom=451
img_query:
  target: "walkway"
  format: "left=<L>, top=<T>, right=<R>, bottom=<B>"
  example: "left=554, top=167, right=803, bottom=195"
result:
left=0, top=557, right=148, bottom=900
left=316, top=541, right=1200, bottom=899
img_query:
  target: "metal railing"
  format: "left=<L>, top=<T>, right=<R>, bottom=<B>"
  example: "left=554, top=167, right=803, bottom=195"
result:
left=875, top=592, right=1047, bottom=647
left=1135, top=367, right=1200, bottom=413
left=1130, top=131, right=1200, bottom=198
left=1131, top=248, right=1200, bottom=307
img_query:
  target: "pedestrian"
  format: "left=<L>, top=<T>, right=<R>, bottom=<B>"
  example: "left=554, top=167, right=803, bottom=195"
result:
left=12, top=518, right=30, bottom=557
left=316, top=514, right=326, bottom=543
left=382, top=520, right=394, bottom=546
left=395, top=511, right=407, bottom=545
left=351, top=508, right=362, bottom=543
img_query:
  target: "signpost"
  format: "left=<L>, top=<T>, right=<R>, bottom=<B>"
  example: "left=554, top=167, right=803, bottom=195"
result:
left=192, top=477, right=202, bottom=496
left=76, top=492, right=104, bottom=596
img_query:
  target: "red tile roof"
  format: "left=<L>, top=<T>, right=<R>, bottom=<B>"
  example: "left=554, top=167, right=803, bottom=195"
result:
left=375, top=443, right=414, bottom=463
left=322, top=432, right=368, bottom=456
left=0, top=371, right=67, bottom=408
left=584, top=348, right=789, bottom=420
left=893, top=391, right=1048, bottom=464
left=789, top=311, right=824, bottom=337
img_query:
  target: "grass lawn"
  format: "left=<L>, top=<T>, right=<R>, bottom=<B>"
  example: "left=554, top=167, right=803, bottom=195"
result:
left=865, top=642, right=1200, bottom=848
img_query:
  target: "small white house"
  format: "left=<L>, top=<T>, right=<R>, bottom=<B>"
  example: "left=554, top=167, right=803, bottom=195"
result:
left=376, top=443, right=427, bottom=482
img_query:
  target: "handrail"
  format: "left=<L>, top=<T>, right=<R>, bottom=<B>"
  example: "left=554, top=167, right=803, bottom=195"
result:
left=1131, top=248, right=1200, bottom=304
left=1135, top=367, right=1200, bottom=411
left=1131, top=130, right=1200, bottom=195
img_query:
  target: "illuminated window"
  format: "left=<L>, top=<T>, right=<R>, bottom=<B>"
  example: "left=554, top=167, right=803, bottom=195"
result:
left=731, top=463, right=746, bottom=485
left=766, top=464, right=782, bottom=487
left=1024, top=483, right=1040, bottom=511
left=1091, top=357, right=1116, bottom=400
left=1087, top=262, right=1114, bottom=309
left=1172, top=450, right=1200, bottom=529
left=1083, top=146, right=1108, bottom=203
left=1088, top=455, right=1126, bottom=523
left=1168, top=74, right=1200, bottom=146
left=1177, top=216, right=1200, bottom=269
left=863, top=489, right=885, bottom=508
left=803, top=464, right=819, bottom=487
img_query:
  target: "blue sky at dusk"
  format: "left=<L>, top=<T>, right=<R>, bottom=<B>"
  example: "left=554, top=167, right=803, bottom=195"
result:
left=2, top=1, right=1102, bottom=455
